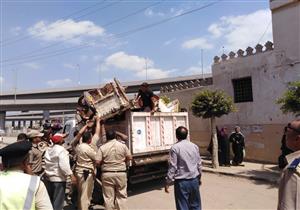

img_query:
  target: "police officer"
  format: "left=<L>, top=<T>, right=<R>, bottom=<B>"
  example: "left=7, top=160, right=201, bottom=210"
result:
left=96, top=129, right=132, bottom=210
left=27, top=130, right=45, bottom=176
left=0, top=140, right=53, bottom=210
left=74, top=131, right=97, bottom=210
left=278, top=119, right=300, bottom=210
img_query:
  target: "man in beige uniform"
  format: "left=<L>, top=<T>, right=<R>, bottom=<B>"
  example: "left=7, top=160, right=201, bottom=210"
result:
left=27, top=130, right=45, bottom=176
left=96, top=130, right=132, bottom=210
left=278, top=119, right=300, bottom=210
left=74, top=117, right=101, bottom=210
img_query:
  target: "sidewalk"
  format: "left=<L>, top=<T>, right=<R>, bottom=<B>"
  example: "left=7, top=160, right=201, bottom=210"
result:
left=202, top=156, right=281, bottom=185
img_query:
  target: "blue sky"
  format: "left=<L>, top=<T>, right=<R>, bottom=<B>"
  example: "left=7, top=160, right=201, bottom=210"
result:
left=0, top=0, right=272, bottom=93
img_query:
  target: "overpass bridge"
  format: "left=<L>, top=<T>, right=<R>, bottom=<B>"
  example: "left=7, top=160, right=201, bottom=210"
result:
left=0, top=74, right=212, bottom=130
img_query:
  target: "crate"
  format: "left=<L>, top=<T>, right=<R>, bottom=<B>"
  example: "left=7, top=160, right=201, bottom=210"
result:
left=83, top=78, right=131, bottom=119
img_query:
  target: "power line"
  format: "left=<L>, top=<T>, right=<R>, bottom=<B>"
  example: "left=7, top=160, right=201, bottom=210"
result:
left=103, top=1, right=162, bottom=27
left=2, top=0, right=221, bottom=67
left=0, top=0, right=119, bottom=47
left=114, top=0, right=221, bottom=38
left=3, top=44, right=91, bottom=67
left=257, top=20, right=272, bottom=44
left=1, top=1, right=162, bottom=63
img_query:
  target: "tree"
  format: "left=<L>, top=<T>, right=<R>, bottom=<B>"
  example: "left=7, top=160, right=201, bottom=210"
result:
left=277, top=81, right=300, bottom=116
left=191, top=89, right=235, bottom=168
left=160, top=95, right=171, bottom=104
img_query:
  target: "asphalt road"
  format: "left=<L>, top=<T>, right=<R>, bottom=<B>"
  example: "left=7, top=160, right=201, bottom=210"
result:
left=87, top=173, right=278, bottom=210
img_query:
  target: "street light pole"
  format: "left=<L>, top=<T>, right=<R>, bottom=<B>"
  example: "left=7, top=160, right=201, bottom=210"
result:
left=77, top=64, right=80, bottom=86
left=201, top=49, right=204, bottom=79
left=145, top=58, right=148, bottom=81
left=14, top=68, right=18, bottom=104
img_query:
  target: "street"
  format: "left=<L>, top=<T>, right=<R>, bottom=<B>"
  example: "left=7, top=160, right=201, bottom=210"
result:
left=1, top=137, right=279, bottom=210
left=86, top=173, right=278, bottom=210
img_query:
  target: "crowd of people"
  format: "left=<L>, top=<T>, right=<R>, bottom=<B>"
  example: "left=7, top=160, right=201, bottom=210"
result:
left=0, top=116, right=132, bottom=210
left=1, top=108, right=300, bottom=210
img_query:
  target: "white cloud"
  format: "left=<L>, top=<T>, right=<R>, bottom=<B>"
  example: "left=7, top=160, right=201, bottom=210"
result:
left=0, top=76, right=4, bottom=84
left=22, top=62, right=41, bottom=70
left=47, top=78, right=72, bottom=87
left=182, top=38, right=213, bottom=50
left=136, top=68, right=171, bottom=79
left=164, top=38, right=176, bottom=46
left=104, top=51, right=153, bottom=71
left=103, top=51, right=171, bottom=79
left=185, top=66, right=211, bottom=75
left=145, top=5, right=192, bottom=18
left=144, top=8, right=165, bottom=17
left=11, top=26, right=22, bottom=36
left=208, top=9, right=272, bottom=51
left=28, top=19, right=105, bottom=43
left=208, top=24, right=222, bottom=38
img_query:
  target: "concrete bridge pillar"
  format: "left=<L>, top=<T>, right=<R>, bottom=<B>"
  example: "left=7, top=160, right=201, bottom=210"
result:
left=43, top=110, right=50, bottom=121
left=0, top=111, right=6, bottom=131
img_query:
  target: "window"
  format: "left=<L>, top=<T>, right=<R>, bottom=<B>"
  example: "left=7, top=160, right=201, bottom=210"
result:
left=232, top=77, right=253, bottom=103
left=63, top=124, right=71, bottom=134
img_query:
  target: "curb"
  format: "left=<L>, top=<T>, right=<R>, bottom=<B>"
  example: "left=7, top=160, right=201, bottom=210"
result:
left=202, top=168, right=279, bottom=185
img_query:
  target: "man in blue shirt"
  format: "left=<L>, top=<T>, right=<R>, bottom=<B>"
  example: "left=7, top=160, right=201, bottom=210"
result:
left=165, top=126, right=202, bottom=210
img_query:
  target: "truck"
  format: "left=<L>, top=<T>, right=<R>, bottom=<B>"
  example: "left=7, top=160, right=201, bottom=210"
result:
left=62, top=110, right=189, bottom=184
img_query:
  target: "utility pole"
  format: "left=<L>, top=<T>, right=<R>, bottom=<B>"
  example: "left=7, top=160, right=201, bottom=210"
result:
left=13, top=68, right=18, bottom=104
left=145, top=58, right=148, bottom=81
left=76, top=64, right=80, bottom=86
left=201, top=49, right=204, bottom=79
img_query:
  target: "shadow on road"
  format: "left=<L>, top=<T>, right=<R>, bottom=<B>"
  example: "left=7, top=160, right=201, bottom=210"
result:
left=128, top=178, right=166, bottom=196
left=63, top=178, right=167, bottom=210
left=236, top=169, right=279, bottom=189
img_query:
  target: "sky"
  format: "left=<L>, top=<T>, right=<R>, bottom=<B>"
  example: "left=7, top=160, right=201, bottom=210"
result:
left=0, top=0, right=273, bottom=93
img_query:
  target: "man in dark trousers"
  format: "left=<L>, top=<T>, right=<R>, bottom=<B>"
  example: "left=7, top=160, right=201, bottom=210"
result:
left=229, top=126, right=245, bottom=166
left=165, top=126, right=202, bottom=210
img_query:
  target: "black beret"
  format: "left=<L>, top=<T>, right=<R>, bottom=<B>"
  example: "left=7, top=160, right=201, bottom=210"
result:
left=0, top=140, right=32, bottom=159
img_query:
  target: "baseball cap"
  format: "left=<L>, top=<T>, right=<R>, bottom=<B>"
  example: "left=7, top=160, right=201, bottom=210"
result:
left=51, top=133, right=64, bottom=144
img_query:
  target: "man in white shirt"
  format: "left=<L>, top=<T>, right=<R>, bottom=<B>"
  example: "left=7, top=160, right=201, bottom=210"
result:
left=44, top=133, right=76, bottom=210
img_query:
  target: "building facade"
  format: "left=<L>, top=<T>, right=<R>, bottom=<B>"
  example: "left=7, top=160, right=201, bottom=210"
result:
left=164, top=0, right=300, bottom=163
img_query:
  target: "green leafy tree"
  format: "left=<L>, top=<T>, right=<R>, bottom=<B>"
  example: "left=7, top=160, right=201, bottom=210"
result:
left=277, top=81, right=300, bottom=116
left=160, top=95, right=171, bottom=104
left=191, top=89, right=235, bottom=168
